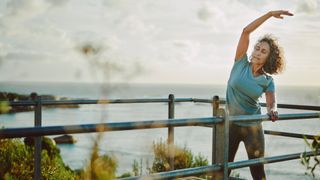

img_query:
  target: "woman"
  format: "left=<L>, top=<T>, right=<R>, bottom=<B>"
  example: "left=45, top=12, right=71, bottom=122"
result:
left=227, top=10, right=293, bottom=179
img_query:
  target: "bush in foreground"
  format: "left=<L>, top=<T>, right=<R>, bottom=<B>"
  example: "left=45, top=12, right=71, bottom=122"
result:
left=151, top=139, right=208, bottom=173
left=125, top=139, right=209, bottom=178
left=0, top=137, right=76, bottom=179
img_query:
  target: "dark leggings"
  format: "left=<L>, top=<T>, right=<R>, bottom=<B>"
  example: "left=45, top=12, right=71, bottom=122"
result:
left=228, top=123, right=266, bottom=180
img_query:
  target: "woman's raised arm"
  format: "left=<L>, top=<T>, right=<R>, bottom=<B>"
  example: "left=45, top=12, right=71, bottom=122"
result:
left=234, top=10, right=293, bottom=61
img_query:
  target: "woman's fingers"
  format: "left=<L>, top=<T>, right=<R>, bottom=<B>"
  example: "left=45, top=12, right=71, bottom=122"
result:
left=273, top=111, right=279, bottom=121
left=283, top=11, right=294, bottom=16
left=268, top=111, right=279, bottom=122
left=271, top=10, right=294, bottom=19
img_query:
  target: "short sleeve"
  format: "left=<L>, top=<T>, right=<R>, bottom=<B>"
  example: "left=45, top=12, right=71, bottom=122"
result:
left=265, top=78, right=275, bottom=92
left=235, top=53, right=248, bottom=64
left=233, top=53, right=248, bottom=69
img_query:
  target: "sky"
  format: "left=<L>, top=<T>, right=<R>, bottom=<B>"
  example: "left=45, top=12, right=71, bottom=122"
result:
left=0, top=0, right=319, bottom=86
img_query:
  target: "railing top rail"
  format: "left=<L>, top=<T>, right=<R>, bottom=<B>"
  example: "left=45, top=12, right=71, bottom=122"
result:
left=6, top=98, right=194, bottom=106
left=0, top=112, right=318, bottom=139
left=229, top=112, right=319, bottom=123
left=4, top=97, right=320, bottom=111
left=193, top=99, right=320, bottom=111
left=193, top=98, right=227, bottom=104
left=261, top=103, right=320, bottom=111
left=0, top=117, right=223, bottom=139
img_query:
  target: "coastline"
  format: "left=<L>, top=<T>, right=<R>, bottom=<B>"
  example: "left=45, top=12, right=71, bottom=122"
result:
left=0, top=91, right=79, bottom=114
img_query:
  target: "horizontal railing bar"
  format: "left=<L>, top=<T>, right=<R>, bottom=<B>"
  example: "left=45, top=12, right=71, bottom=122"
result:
left=120, top=150, right=319, bottom=180
left=6, top=98, right=320, bottom=111
left=7, top=98, right=194, bottom=106
left=0, top=117, right=223, bottom=139
left=260, top=102, right=320, bottom=111
left=229, top=150, right=320, bottom=170
left=1, top=113, right=317, bottom=138
left=192, top=99, right=320, bottom=111
left=192, top=98, right=226, bottom=104
left=6, top=101, right=35, bottom=106
left=264, top=130, right=318, bottom=140
left=229, top=113, right=319, bottom=123
left=191, top=100, right=320, bottom=111
left=119, top=164, right=221, bottom=180
left=176, top=98, right=195, bottom=102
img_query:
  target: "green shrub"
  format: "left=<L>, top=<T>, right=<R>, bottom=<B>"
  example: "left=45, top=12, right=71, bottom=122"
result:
left=129, top=138, right=209, bottom=178
left=117, top=172, right=132, bottom=178
left=150, top=139, right=208, bottom=173
left=90, top=155, right=117, bottom=180
left=0, top=137, right=76, bottom=179
left=80, top=134, right=118, bottom=180
left=301, top=135, right=320, bottom=178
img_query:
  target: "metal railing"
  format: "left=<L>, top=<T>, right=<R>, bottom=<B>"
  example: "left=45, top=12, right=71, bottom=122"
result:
left=0, top=93, right=319, bottom=180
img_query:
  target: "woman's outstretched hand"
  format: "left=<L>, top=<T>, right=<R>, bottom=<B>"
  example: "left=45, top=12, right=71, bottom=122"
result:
left=269, top=10, right=294, bottom=19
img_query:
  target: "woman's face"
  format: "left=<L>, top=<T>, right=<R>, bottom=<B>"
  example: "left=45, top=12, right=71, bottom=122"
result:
left=251, top=41, right=270, bottom=65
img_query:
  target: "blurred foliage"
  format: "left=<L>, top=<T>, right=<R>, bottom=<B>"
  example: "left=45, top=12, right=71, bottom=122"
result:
left=0, top=134, right=120, bottom=179
left=0, top=101, right=10, bottom=114
left=301, top=135, right=320, bottom=178
left=76, top=41, right=144, bottom=179
left=77, top=42, right=144, bottom=93
left=0, top=137, right=76, bottom=179
left=123, top=139, right=209, bottom=178
left=150, top=139, right=208, bottom=173
left=132, top=159, right=140, bottom=176
left=80, top=133, right=118, bottom=180
left=117, top=172, right=132, bottom=178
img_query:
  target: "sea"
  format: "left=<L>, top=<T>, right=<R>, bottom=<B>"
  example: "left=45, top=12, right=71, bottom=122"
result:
left=0, top=82, right=319, bottom=180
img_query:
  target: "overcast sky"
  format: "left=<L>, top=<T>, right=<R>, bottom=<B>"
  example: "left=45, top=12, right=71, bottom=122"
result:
left=0, top=0, right=319, bottom=86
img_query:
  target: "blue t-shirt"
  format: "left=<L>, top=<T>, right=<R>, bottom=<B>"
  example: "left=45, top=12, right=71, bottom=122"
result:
left=226, top=54, right=275, bottom=126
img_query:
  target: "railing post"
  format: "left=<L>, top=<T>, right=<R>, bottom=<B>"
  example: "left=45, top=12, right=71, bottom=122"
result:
left=211, top=96, right=219, bottom=179
left=222, top=108, right=229, bottom=179
left=212, top=96, right=219, bottom=164
left=31, top=93, right=42, bottom=180
left=212, top=96, right=229, bottom=180
left=168, top=94, right=175, bottom=171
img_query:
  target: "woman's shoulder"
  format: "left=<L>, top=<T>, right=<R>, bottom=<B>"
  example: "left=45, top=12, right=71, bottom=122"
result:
left=235, top=53, right=248, bottom=62
left=233, top=53, right=249, bottom=68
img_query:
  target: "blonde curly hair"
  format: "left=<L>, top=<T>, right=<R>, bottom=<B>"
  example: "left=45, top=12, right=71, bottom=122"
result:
left=256, top=34, right=285, bottom=75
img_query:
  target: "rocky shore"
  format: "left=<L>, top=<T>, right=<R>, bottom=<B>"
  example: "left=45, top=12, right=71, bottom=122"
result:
left=0, top=92, right=79, bottom=114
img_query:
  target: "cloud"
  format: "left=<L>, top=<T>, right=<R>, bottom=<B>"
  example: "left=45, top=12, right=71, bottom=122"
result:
left=295, top=0, right=319, bottom=14
left=46, top=0, right=69, bottom=7
left=0, top=0, right=318, bottom=85
left=3, top=51, right=59, bottom=62
left=163, top=40, right=200, bottom=64
left=197, top=5, right=213, bottom=21
left=0, top=0, right=69, bottom=28
left=3, top=1, right=46, bottom=25
left=0, top=0, right=74, bottom=65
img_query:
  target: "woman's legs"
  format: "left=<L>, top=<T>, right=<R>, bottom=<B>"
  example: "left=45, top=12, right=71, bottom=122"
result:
left=228, top=123, right=266, bottom=179
left=228, top=123, right=242, bottom=175
left=243, top=125, right=266, bottom=180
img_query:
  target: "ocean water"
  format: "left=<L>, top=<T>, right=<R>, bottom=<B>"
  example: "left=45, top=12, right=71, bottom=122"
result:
left=0, top=82, right=319, bottom=179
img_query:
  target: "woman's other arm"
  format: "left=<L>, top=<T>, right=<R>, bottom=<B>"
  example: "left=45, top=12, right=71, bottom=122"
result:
left=266, top=91, right=278, bottom=121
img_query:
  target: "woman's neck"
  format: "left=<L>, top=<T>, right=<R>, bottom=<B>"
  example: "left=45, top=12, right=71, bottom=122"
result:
left=251, top=63, right=264, bottom=77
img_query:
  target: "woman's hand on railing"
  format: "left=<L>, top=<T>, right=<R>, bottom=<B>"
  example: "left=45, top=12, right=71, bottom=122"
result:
left=268, top=110, right=279, bottom=122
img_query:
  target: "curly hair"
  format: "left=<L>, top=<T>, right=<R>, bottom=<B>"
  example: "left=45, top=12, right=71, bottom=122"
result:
left=256, top=34, right=285, bottom=75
